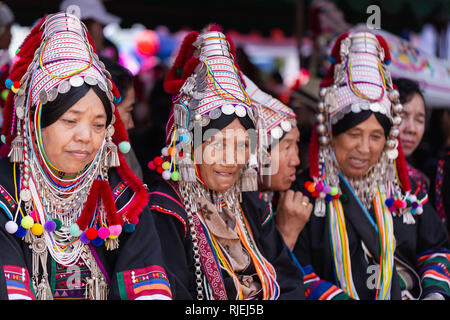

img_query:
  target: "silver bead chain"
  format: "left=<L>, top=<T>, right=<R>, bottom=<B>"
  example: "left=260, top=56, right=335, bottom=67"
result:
left=179, top=182, right=204, bottom=300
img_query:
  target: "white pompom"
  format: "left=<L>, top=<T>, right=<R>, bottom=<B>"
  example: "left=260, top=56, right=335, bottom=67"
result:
left=161, top=147, right=169, bottom=157
left=162, top=170, right=171, bottom=180
left=5, top=221, right=18, bottom=234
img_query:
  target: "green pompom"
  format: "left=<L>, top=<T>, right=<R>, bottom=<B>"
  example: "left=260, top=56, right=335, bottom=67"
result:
left=20, top=216, right=34, bottom=229
left=1, top=89, right=8, bottom=101
left=118, top=141, right=131, bottom=154
left=162, top=161, right=171, bottom=170
left=53, top=218, right=62, bottom=231
left=69, top=223, right=82, bottom=237
left=171, top=171, right=179, bottom=181
left=330, top=186, right=339, bottom=196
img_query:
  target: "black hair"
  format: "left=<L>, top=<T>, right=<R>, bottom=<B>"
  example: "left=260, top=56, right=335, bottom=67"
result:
left=40, top=84, right=112, bottom=128
left=332, top=110, right=392, bottom=138
left=392, top=77, right=425, bottom=106
left=100, top=56, right=134, bottom=101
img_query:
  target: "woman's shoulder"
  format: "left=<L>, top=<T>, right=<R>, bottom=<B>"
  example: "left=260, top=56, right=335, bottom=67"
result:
left=147, top=177, right=188, bottom=227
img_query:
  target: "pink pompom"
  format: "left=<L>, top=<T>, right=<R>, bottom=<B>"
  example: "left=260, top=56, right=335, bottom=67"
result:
left=97, top=227, right=110, bottom=239
left=400, top=200, right=407, bottom=209
left=147, top=161, right=156, bottom=170
left=315, top=183, right=324, bottom=192
left=30, top=210, right=39, bottom=222
left=109, top=224, right=122, bottom=236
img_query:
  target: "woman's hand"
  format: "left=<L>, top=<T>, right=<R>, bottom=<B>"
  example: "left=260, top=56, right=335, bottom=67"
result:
left=275, top=190, right=313, bottom=251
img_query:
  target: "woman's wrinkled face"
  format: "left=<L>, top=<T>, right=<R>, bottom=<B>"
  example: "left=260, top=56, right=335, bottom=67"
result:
left=332, top=114, right=386, bottom=179
left=399, top=93, right=426, bottom=157
left=264, top=127, right=300, bottom=191
left=41, top=89, right=107, bottom=176
left=118, top=86, right=135, bottom=131
left=195, top=118, right=250, bottom=192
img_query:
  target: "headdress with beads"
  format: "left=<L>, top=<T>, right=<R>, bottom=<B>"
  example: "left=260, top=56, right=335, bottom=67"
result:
left=305, top=30, right=427, bottom=300
left=243, top=74, right=297, bottom=184
left=306, top=30, right=426, bottom=223
left=149, top=25, right=258, bottom=192
left=1, top=12, right=147, bottom=296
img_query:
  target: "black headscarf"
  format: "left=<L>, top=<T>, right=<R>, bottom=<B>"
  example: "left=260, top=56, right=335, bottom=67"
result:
left=332, top=110, right=392, bottom=138
left=40, top=84, right=112, bottom=128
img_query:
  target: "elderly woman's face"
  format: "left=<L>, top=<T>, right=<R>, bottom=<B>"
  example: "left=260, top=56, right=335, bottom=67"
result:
left=41, top=89, right=107, bottom=176
left=399, top=93, right=425, bottom=157
left=195, top=118, right=250, bottom=192
left=332, top=114, right=386, bottom=179
left=264, top=127, right=300, bottom=191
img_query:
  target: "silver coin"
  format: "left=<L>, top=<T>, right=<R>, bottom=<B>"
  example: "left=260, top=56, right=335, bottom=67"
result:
left=107, top=125, right=115, bottom=136
left=84, top=75, right=98, bottom=86
left=15, top=95, right=25, bottom=108
left=221, top=104, right=235, bottom=115
left=209, top=108, right=222, bottom=120
left=201, top=115, right=210, bottom=127
left=270, top=127, right=283, bottom=140
left=58, top=80, right=71, bottom=94
left=47, top=87, right=58, bottom=102
left=97, top=60, right=105, bottom=70
left=38, top=90, right=48, bottom=105
left=360, top=102, right=369, bottom=110
left=234, top=105, right=247, bottom=117
left=351, top=103, right=361, bottom=113
left=97, top=80, right=107, bottom=92
left=106, top=89, right=113, bottom=102
left=103, top=69, right=112, bottom=79
left=20, top=189, right=31, bottom=202
left=69, top=76, right=84, bottom=87
left=370, top=103, right=380, bottom=113
left=15, top=106, right=25, bottom=120
left=280, top=120, right=292, bottom=132
left=386, top=148, right=398, bottom=160
left=106, top=78, right=113, bottom=91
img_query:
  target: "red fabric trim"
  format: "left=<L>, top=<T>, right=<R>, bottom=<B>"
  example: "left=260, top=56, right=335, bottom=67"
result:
left=375, top=34, right=391, bottom=63
left=163, top=31, right=199, bottom=95
left=76, top=179, right=102, bottom=230
left=99, top=181, right=123, bottom=226
left=112, top=105, right=129, bottom=146
left=115, top=153, right=149, bottom=223
left=395, top=137, right=411, bottom=192
left=309, top=123, right=320, bottom=179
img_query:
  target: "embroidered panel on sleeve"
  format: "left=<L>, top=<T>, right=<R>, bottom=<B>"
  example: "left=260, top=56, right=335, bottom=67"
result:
left=417, top=249, right=450, bottom=297
left=117, top=265, right=172, bottom=300
left=3, top=265, right=36, bottom=300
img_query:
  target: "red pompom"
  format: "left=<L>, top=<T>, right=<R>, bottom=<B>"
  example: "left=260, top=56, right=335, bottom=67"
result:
left=329, top=32, right=349, bottom=64
left=375, top=34, right=391, bottom=63
left=85, top=227, right=98, bottom=240
left=153, top=156, right=163, bottom=166
left=395, top=138, right=411, bottom=192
